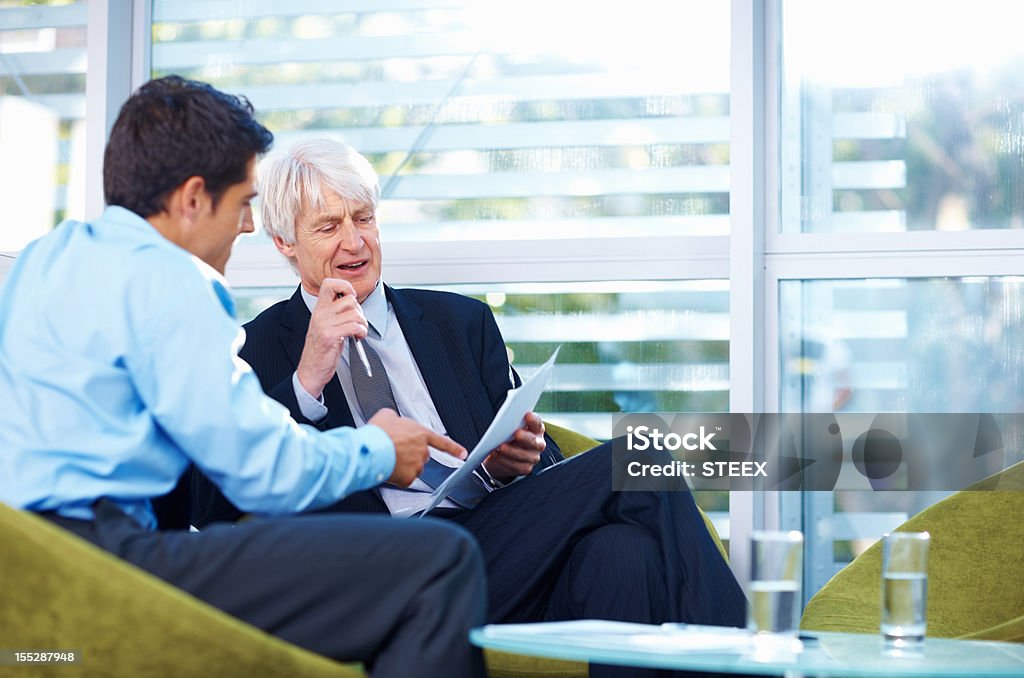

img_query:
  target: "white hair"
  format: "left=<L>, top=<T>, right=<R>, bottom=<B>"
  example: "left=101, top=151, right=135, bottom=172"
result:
left=258, top=137, right=381, bottom=248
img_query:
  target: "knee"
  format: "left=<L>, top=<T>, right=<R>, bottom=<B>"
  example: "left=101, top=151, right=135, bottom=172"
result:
left=558, top=525, right=669, bottom=622
left=571, top=524, right=662, bottom=580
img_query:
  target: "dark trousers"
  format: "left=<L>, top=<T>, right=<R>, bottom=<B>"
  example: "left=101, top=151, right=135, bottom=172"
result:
left=449, top=442, right=745, bottom=627
left=448, top=441, right=746, bottom=678
left=192, top=440, right=747, bottom=678
left=43, top=500, right=487, bottom=678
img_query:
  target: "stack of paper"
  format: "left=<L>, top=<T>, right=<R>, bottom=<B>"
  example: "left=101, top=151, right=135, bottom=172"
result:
left=478, top=620, right=755, bottom=654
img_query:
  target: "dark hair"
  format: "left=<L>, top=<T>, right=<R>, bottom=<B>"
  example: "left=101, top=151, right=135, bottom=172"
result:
left=103, top=75, right=273, bottom=217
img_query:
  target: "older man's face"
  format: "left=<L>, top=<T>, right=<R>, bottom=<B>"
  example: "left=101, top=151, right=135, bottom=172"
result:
left=282, top=185, right=382, bottom=303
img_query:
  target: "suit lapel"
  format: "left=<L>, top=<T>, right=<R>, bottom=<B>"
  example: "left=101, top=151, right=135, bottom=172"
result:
left=386, top=286, right=482, bottom=450
left=279, top=288, right=356, bottom=430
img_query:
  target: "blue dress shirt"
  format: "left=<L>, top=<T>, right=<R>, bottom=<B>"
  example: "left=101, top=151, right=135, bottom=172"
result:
left=0, top=206, right=395, bottom=529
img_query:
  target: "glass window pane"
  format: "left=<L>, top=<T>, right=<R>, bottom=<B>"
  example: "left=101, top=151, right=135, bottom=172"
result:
left=435, top=280, right=730, bottom=439
left=0, top=0, right=87, bottom=251
left=781, top=276, right=1024, bottom=595
left=155, top=1, right=735, bottom=529
left=781, top=0, right=1024, bottom=233
left=151, top=0, right=730, bottom=245
left=780, top=278, right=1024, bottom=413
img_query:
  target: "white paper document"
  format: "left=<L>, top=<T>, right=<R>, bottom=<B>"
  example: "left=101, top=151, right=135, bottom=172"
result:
left=477, top=620, right=754, bottom=654
left=413, top=346, right=561, bottom=517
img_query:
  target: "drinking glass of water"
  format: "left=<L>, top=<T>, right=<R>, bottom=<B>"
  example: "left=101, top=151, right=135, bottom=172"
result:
left=881, top=531, right=930, bottom=647
left=748, top=530, right=803, bottom=638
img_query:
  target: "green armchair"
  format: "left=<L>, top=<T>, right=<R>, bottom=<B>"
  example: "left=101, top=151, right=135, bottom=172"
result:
left=800, top=459, right=1024, bottom=642
left=0, top=499, right=354, bottom=677
left=0, top=423, right=729, bottom=677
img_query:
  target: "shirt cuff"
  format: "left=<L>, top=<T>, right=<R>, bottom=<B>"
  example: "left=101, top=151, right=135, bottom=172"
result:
left=292, top=371, right=328, bottom=422
left=357, top=424, right=397, bottom=487
left=479, top=463, right=522, bottom=489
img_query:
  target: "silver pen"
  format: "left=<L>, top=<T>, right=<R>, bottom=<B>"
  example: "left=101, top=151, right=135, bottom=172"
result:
left=337, top=291, right=374, bottom=378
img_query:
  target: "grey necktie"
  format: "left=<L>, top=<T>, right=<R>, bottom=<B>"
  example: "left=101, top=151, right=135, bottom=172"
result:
left=348, top=336, right=398, bottom=419
left=348, top=336, right=490, bottom=508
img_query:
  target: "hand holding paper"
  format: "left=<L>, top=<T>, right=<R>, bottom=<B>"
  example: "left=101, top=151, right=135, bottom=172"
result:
left=412, top=346, right=561, bottom=517
left=482, top=411, right=547, bottom=482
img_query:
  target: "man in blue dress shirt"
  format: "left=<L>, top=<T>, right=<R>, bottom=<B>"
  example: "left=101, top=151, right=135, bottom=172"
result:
left=0, top=76, right=486, bottom=678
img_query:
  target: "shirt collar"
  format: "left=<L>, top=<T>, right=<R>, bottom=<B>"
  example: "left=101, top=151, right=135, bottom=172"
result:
left=361, top=281, right=388, bottom=336
left=101, top=205, right=173, bottom=246
left=102, top=204, right=152, bottom=227
left=300, top=280, right=388, bottom=337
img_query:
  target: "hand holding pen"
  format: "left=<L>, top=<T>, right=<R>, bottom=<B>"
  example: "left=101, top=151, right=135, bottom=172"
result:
left=295, top=278, right=372, bottom=398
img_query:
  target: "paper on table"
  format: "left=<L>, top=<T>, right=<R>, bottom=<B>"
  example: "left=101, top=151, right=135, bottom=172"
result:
left=480, top=620, right=656, bottom=638
left=477, top=620, right=753, bottom=654
left=413, top=346, right=561, bottom=517
left=629, top=626, right=755, bottom=653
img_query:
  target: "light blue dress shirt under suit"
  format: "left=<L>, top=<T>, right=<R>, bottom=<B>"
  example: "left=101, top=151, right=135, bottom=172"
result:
left=0, top=206, right=395, bottom=530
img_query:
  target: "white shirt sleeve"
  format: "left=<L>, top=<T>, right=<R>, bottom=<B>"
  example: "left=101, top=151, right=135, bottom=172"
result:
left=292, top=370, right=329, bottom=423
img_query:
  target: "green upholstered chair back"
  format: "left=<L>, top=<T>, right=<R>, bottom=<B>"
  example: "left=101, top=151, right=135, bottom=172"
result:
left=544, top=421, right=598, bottom=458
left=0, top=501, right=357, bottom=676
left=800, top=460, right=1024, bottom=642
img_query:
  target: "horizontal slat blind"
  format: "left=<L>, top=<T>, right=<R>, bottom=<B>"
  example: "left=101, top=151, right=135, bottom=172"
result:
left=151, top=1, right=731, bottom=243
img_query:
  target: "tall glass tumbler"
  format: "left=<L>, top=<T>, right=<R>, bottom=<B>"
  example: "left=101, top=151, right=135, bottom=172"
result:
left=881, top=531, right=930, bottom=646
left=748, top=531, right=804, bottom=637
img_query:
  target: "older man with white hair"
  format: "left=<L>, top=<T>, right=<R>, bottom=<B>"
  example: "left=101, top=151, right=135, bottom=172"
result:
left=191, top=137, right=746, bottom=678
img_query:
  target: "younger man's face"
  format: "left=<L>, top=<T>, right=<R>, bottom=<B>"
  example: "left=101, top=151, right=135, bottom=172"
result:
left=195, top=158, right=258, bottom=275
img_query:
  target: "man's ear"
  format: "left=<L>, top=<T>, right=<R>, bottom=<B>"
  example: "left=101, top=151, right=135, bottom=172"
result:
left=173, top=176, right=208, bottom=222
left=272, top=234, right=296, bottom=257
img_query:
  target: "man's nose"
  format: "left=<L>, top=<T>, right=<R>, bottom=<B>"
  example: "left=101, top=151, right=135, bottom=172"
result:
left=337, top=219, right=362, bottom=250
left=238, top=206, right=255, bottom=234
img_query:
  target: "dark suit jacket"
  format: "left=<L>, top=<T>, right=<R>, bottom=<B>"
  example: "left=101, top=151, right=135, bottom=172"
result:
left=190, top=284, right=562, bottom=526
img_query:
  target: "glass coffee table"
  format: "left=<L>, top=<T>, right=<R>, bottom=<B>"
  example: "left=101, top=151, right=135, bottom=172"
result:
left=470, top=621, right=1024, bottom=676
